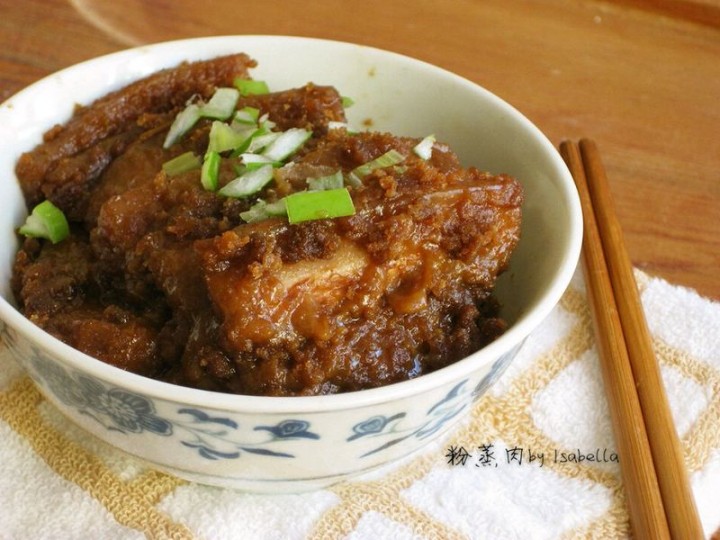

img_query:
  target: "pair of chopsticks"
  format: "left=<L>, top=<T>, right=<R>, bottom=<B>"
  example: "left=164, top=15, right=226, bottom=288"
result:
left=559, top=140, right=703, bottom=539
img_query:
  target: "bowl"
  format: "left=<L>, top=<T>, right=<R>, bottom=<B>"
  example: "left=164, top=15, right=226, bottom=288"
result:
left=0, top=36, right=582, bottom=492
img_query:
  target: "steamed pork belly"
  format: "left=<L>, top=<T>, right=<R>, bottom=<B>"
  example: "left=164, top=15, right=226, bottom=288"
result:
left=12, top=54, right=522, bottom=396
left=11, top=234, right=165, bottom=375
left=183, top=131, right=523, bottom=396
left=16, top=54, right=257, bottom=211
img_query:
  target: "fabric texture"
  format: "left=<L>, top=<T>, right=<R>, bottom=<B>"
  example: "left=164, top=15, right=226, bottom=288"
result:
left=1, top=268, right=719, bottom=539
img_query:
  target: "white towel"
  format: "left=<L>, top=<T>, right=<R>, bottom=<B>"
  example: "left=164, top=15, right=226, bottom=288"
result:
left=1, top=267, right=719, bottom=539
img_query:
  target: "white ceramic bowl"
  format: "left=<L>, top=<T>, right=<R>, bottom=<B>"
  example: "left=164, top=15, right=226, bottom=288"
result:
left=0, top=36, right=581, bottom=492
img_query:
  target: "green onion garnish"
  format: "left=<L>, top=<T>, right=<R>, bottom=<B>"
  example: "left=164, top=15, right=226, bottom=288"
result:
left=201, top=151, right=221, bottom=191
left=162, top=151, right=202, bottom=176
left=261, top=128, right=311, bottom=162
left=285, top=188, right=356, bottom=224
left=413, top=134, right=436, bottom=160
left=199, top=87, right=240, bottom=120
left=327, top=121, right=358, bottom=135
left=233, top=106, right=261, bottom=126
left=328, top=121, right=348, bottom=130
left=240, top=199, right=288, bottom=223
left=218, top=164, right=274, bottom=198
left=234, top=78, right=270, bottom=97
left=163, top=103, right=201, bottom=149
left=257, top=114, right=277, bottom=133
left=348, top=149, right=406, bottom=185
left=18, top=200, right=70, bottom=244
left=341, top=96, right=355, bottom=108
left=245, top=132, right=281, bottom=154
left=240, top=153, right=282, bottom=170
left=393, top=165, right=409, bottom=175
left=207, top=121, right=253, bottom=154
left=307, top=170, right=344, bottom=191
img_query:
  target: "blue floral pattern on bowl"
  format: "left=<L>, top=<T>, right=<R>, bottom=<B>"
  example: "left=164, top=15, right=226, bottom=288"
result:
left=346, top=343, right=521, bottom=458
left=472, top=343, right=522, bottom=400
left=3, top=319, right=523, bottom=474
left=27, top=349, right=320, bottom=461
left=347, top=379, right=471, bottom=457
left=347, top=413, right=407, bottom=441
left=255, top=419, right=320, bottom=440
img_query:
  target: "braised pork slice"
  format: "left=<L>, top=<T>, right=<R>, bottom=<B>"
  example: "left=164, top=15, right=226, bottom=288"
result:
left=16, top=53, right=257, bottom=210
left=184, top=131, right=522, bottom=396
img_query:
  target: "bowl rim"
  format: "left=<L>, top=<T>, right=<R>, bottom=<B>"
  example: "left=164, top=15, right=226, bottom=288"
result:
left=0, top=35, right=582, bottom=414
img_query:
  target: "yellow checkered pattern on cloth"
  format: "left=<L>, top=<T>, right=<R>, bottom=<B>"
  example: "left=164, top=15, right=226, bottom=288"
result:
left=1, top=271, right=719, bottom=539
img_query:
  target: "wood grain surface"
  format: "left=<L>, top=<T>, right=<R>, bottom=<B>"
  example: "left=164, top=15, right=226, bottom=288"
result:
left=1, top=0, right=718, bottom=299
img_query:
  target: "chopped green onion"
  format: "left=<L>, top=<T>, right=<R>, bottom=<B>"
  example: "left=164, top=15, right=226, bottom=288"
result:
left=199, top=87, right=240, bottom=120
left=233, top=106, right=261, bottom=126
left=341, top=96, right=355, bottom=108
left=201, top=151, right=221, bottom=191
left=18, top=200, right=70, bottom=244
left=218, top=164, right=274, bottom=198
left=240, top=199, right=288, bottom=223
left=240, top=153, right=282, bottom=169
left=234, top=78, right=270, bottom=97
left=345, top=173, right=362, bottom=188
left=163, top=103, right=201, bottom=149
left=233, top=163, right=248, bottom=177
left=229, top=127, right=264, bottom=157
left=246, top=132, right=281, bottom=154
left=348, top=149, right=406, bottom=185
left=307, top=170, right=344, bottom=191
left=207, top=121, right=253, bottom=154
left=285, top=188, right=355, bottom=224
left=258, top=114, right=277, bottom=132
left=393, top=165, right=409, bottom=175
left=261, top=128, right=312, bottom=162
left=413, top=134, right=436, bottom=160
left=162, top=151, right=202, bottom=176
left=327, top=121, right=358, bottom=135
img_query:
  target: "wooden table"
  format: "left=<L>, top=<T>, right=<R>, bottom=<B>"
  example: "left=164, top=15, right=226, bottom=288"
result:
left=1, top=0, right=718, bottom=299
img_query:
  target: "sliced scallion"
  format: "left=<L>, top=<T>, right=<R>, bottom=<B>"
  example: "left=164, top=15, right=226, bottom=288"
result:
left=285, top=188, right=355, bottom=224
left=233, top=163, right=248, bottom=177
left=163, top=103, right=201, bottom=149
left=245, top=132, right=281, bottom=154
left=201, top=151, right=221, bottom=191
left=240, top=153, right=282, bottom=170
left=413, top=134, right=436, bottom=160
left=341, top=96, right=355, bottom=108
left=207, top=121, right=252, bottom=154
left=348, top=149, right=406, bottom=185
left=345, top=174, right=362, bottom=188
left=218, top=164, right=274, bottom=198
left=18, top=200, right=70, bottom=244
left=327, top=120, right=358, bottom=135
left=261, top=128, right=311, bottom=162
left=240, top=199, right=288, bottom=223
left=233, top=106, right=261, bottom=126
left=162, top=151, right=202, bottom=176
left=199, top=87, right=240, bottom=120
left=258, top=114, right=277, bottom=133
left=393, top=165, right=409, bottom=175
left=234, top=78, right=270, bottom=97
left=328, top=121, right=348, bottom=130
left=307, top=170, right=344, bottom=191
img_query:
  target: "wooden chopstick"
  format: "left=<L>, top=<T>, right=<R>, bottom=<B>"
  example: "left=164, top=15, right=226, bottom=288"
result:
left=576, top=139, right=703, bottom=538
left=560, top=140, right=703, bottom=539
left=560, top=140, right=670, bottom=539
